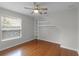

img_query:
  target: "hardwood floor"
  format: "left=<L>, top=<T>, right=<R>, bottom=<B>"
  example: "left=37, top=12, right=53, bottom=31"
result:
left=60, top=47, right=78, bottom=56
left=0, top=39, right=78, bottom=56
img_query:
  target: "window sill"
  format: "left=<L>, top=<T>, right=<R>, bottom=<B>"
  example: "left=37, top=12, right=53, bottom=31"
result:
left=1, top=36, right=21, bottom=41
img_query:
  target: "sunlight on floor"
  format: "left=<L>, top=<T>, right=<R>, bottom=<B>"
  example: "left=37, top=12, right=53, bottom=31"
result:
left=7, top=50, right=22, bottom=56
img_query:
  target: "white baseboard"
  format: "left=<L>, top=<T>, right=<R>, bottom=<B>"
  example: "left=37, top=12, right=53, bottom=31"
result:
left=61, top=45, right=77, bottom=51
left=40, top=39, right=61, bottom=44
left=0, top=39, right=33, bottom=51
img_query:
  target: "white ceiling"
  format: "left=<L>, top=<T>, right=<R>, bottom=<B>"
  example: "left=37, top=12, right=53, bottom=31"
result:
left=0, top=2, right=78, bottom=16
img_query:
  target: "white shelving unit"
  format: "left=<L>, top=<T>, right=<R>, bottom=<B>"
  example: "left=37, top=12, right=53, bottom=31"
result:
left=1, top=16, right=22, bottom=41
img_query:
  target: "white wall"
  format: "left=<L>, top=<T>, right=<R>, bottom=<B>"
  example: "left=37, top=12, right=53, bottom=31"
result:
left=39, top=8, right=78, bottom=51
left=77, top=8, right=79, bottom=51
left=0, top=7, right=34, bottom=51
left=0, top=7, right=78, bottom=51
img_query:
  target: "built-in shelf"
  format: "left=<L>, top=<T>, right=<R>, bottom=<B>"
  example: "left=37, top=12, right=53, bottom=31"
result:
left=39, top=25, right=56, bottom=27
left=1, top=36, right=22, bottom=41
left=39, top=21, right=48, bottom=22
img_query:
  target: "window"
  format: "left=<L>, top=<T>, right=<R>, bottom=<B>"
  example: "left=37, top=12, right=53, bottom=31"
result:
left=1, top=16, right=22, bottom=41
left=1, top=17, right=21, bottom=28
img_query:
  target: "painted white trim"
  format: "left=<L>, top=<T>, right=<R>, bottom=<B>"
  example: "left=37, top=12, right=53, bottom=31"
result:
left=1, top=28, right=21, bottom=31
left=1, top=36, right=21, bottom=41
left=61, top=45, right=77, bottom=51
left=39, top=39, right=61, bottom=44
left=0, top=39, right=33, bottom=51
